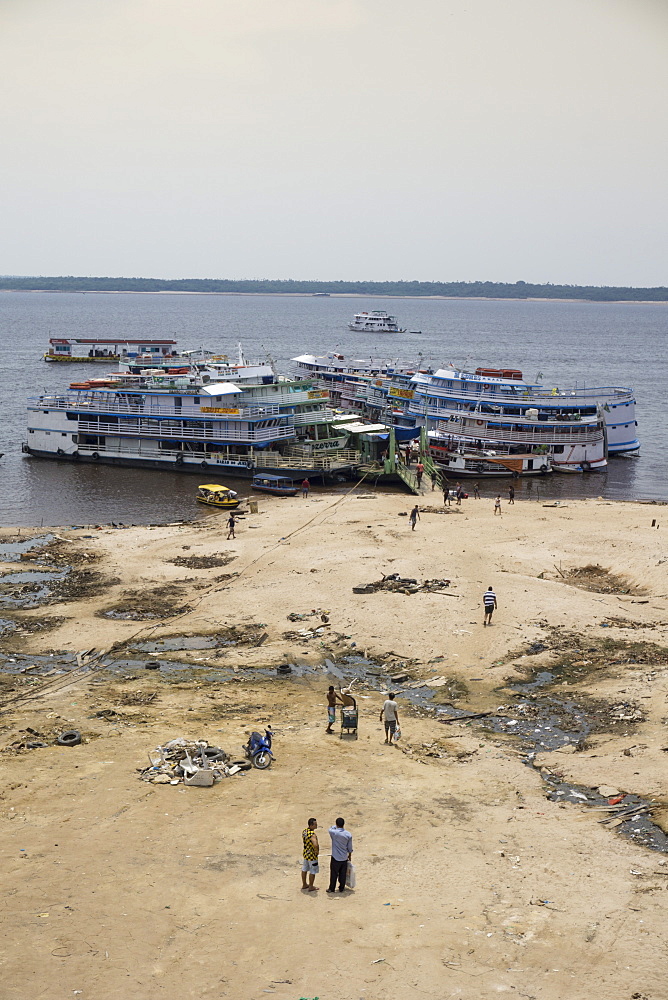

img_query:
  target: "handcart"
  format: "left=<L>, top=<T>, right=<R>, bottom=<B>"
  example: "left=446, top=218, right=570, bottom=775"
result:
left=340, top=697, right=358, bottom=739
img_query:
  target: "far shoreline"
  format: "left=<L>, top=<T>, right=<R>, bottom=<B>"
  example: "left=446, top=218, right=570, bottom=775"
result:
left=2, top=289, right=668, bottom=305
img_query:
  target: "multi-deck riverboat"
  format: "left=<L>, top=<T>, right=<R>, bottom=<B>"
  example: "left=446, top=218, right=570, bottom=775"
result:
left=348, top=311, right=405, bottom=333
left=23, top=364, right=360, bottom=481
left=44, top=337, right=179, bottom=362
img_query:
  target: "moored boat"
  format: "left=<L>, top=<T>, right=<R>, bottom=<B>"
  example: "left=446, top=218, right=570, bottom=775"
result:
left=45, top=337, right=179, bottom=362
left=348, top=311, right=405, bottom=333
left=251, top=475, right=298, bottom=496
left=196, top=484, right=242, bottom=508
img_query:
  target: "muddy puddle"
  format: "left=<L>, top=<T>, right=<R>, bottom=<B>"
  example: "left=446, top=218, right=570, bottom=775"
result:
left=469, top=669, right=667, bottom=853
left=0, top=619, right=17, bottom=635
left=0, top=651, right=78, bottom=676
left=0, top=534, right=55, bottom=561
left=0, top=569, right=70, bottom=608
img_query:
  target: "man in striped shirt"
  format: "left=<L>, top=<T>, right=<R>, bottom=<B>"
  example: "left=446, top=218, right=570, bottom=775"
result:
left=483, top=586, right=497, bottom=626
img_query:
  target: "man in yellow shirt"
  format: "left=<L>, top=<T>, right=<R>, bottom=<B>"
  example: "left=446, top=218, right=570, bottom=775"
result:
left=301, top=817, right=320, bottom=892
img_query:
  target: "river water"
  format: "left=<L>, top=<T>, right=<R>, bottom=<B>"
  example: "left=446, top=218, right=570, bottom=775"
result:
left=0, top=291, right=665, bottom=526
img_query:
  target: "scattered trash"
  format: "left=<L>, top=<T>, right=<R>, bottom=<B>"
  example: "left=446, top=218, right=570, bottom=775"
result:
left=352, top=574, right=451, bottom=596
left=139, top=737, right=236, bottom=786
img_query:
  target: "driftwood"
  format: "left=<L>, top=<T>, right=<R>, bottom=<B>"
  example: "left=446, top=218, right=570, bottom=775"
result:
left=438, top=711, right=494, bottom=724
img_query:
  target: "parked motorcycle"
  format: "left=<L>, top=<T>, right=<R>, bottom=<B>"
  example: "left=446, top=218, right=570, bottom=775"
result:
left=244, top=727, right=274, bottom=769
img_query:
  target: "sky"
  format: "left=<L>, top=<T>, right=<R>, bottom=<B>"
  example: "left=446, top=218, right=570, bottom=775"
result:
left=1, top=0, right=667, bottom=285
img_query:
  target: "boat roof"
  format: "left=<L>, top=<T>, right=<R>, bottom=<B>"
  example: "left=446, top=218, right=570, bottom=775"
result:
left=199, top=382, right=243, bottom=396
left=252, top=474, right=294, bottom=483
left=336, top=421, right=388, bottom=434
left=198, top=484, right=233, bottom=492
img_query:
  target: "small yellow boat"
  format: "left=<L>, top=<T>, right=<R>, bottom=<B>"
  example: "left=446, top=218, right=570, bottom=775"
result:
left=196, top=484, right=242, bottom=509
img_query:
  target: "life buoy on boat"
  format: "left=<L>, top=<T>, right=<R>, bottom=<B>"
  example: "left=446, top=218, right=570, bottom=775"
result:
left=476, top=420, right=484, bottom=426
left=540, top=464, right=548, bottom=472
left=91, top=452, right=100, bottom=461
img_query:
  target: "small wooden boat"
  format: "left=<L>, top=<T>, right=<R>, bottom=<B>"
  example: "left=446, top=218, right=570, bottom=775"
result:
left=251, top=475, right=298, bottom=496
left=196, top=484, right=242, bottom=509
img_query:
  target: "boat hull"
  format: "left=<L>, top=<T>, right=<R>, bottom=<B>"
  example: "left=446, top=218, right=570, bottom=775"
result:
left=196, top=497, right=241, bottom=509
left=22, top=447, right=347, bottom=481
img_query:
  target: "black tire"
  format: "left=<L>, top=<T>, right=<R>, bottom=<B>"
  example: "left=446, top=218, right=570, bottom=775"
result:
left=57, top=448, right=65, bottom=456
left=230, top=760, right=252, bottom=770
left=540, top=464, right=548, bottom=472
left=252, top=751, right=272, bottom=769
left=175, top=454, right=184, bottom=465
left=92, top=452, right=100, bottom=461
left=201, top=460, right=209, bottom=468
left=57, top=729, right=82, bottom=747
left=200, top=747, right=226, bottom=763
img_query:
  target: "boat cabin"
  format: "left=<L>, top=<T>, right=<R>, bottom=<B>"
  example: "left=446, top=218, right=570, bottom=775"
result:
left=251, top=475, right=298, bottom=496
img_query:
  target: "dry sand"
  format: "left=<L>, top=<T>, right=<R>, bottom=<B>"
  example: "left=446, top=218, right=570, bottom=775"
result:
left=1, top=490, right=667, bottom=1000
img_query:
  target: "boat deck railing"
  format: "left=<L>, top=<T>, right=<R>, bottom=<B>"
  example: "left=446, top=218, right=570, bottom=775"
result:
left=254, top=451, right=359, bottom=470
left=77, top=419, right=294, bottom=443
left=407, top=380, right=635, bottom=406
left=433, top=419, right=602, bottom=445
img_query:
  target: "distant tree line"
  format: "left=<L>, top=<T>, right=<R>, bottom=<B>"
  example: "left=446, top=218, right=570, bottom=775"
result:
left=1, top=275, right=667, bottom=301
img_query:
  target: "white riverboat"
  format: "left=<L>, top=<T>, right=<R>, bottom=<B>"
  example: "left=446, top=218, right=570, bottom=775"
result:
left=23, top=363, right=360, bottom=481
left=348, top=311, right=405, bottom=333
left=430, top=444, right=552, bottom=478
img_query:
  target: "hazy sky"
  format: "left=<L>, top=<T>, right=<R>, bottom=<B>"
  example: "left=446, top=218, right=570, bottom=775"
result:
left=1, top=0, right=667, bottom=284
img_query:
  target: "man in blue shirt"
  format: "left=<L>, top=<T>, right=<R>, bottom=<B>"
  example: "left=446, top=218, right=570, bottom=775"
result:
left=327, top=817, right=353, bottom=893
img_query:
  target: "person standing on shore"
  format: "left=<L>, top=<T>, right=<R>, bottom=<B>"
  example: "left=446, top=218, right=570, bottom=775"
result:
left=473, top=482, right=480, bottom=499
left=443, top=485, right=452, bottom=507
left=301, top=818, right=320, bottom=892
left=455, top=482, right=463, bottom=505
left=379, top=692, right=400, bottom=743
left=326, top=685, right=344, bottom=733
left=483, top=586, right=497, bottom=626
left=226, top=512, right=237, bottom=539
left=508, top=485, right=515, bottom=504
left=301, top=479, right=310, bottom=499
left=409, top=505, right=420, bottom=530
left=494, top=495, right=502, bottom=515
left=327, top=818, right=353, bottom=893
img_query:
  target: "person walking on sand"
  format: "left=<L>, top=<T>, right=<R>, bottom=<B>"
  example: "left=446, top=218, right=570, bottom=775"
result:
left=301, top=817, right=320, bottom=892
left=301, top=478, right=310, bottom=499
left=409, top=505, right=420, bottom=530
left=473, top=482, right=480, bottom=500
left=380, top=692, right=400, bottom=743
left=431, top=470, right=438, bottom=491
left=494, top=494, right=502, bottom=515
left=326, top=685, right=344, bottom=733
left=508, top=485, right=515, bottom=504
left=443, top=485, right=452, bottom=507
left=327, top=817, right=353, bottom=893
left=226, top=512, right=237, bottom=539
left=455, top=482, right=463, bottom=505
left=483, top=586, right=497, bottom=626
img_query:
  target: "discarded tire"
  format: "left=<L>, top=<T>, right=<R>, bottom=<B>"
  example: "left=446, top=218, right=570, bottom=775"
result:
left=56, top=730, right=82, bottom=747
left=231, top=760, right=252, bottom=770
left=277, top=664, right=292, bottom=675
left=199, top=747, right=227, bottom=763
left=145, top=660, right=160, bottom=670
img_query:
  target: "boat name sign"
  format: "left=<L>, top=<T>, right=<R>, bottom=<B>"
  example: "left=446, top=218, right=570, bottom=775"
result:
left=389, top=387, right=415, bottom=400
left=200, top=406, right=241, bottom=414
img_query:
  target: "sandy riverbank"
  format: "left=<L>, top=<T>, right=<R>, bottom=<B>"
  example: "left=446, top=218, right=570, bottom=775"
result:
left=1, top=491, right=667, bottom=1000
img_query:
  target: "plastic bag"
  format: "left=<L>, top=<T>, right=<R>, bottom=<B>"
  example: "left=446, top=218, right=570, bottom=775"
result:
left=392, top=726, right=401, bottom=743
left=346, top=862, right=356, bottom=889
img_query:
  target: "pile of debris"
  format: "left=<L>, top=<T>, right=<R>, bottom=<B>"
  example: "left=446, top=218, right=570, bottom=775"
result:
left=138, top=737, right=250, bottom=787
left=287, top=608, right=330, bottom=623
left=352, top=574, right=451, bottom=596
